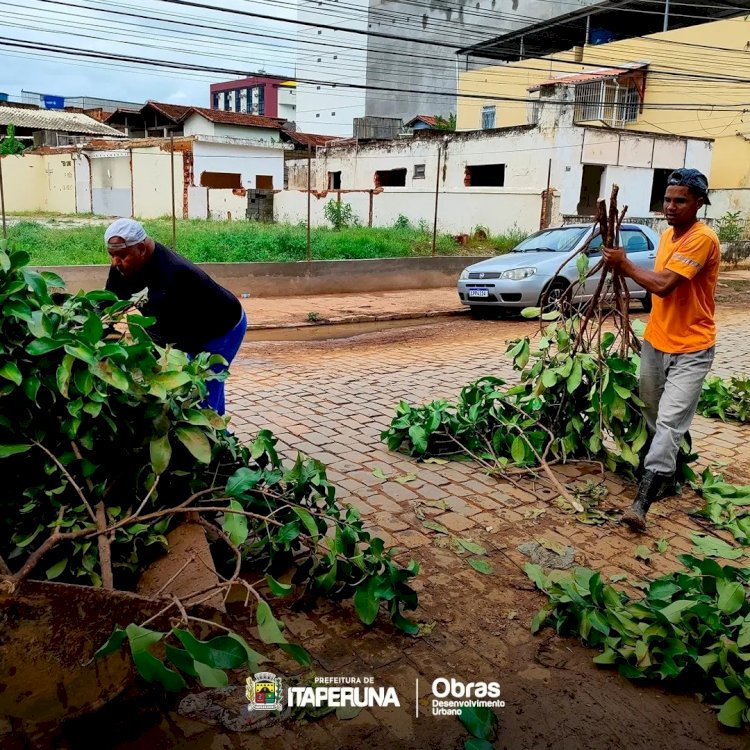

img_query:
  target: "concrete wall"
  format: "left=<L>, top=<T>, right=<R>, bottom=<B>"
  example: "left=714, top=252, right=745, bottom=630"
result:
left=90, top=151, right=132, bottom=217
left=74, top=154, right=92, bottom=214
left=206, top=189, right=248, bottom=221
left=182, top=114, right=282, bottom=145
left=36, top=256, right=485, bottom=297
left=274, top=188, right=542, bottom=234
left=0, top=153, right=77, bottom=213
left=192, top=141, right=284, bottom=191
left=131, top=147, right=184, bottom=219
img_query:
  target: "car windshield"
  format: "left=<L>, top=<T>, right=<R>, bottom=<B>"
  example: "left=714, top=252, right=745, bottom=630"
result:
left=512, top=227, right=590, bottom=253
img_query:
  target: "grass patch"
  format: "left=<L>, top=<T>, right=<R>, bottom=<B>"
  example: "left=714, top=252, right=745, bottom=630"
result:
left=8, top=218, right=528, bottom=266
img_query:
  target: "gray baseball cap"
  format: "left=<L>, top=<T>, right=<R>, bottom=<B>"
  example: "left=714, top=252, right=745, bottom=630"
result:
left=104, top=218, right=148, bottom=246
left=667, top=168, right=711, bottom=205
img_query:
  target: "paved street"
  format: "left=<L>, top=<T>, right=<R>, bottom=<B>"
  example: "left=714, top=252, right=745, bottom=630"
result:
left=127, top=307, right=750, bottom=749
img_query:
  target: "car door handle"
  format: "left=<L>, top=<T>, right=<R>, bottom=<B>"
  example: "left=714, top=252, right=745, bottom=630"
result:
left=648, top=254, right=656, bottom=258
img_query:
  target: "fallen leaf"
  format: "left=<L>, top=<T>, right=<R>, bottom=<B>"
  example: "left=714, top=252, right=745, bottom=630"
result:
left=538, top=537, right=567, bottom=556
left=609, top=574, right=628, bottom=583
left=523, top=507, right=546, bottom=520
left=394, top=472, right=418, bottom=484
left=424, top=457, right=448, bottom=465
left=468, top=558, right=493, bottom=575
left=655, top=538, right=669, bottom=553
left=634, top=544, right=652, bottom=562
left=372, top=467, right=389, bottom=480
left=423, top=520, right=450, bottom=535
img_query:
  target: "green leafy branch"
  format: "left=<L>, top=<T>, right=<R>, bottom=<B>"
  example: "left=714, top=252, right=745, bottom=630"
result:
left=526, top=557, right=750, bottom=728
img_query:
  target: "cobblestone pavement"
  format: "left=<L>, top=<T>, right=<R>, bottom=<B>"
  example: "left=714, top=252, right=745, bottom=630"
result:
left=125, top=307, right=750, bottom=750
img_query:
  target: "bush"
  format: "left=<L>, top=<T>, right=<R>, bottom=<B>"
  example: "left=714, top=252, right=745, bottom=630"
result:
left=393, top=214, right=411, bottom=231
left=323, top=199, right=357, bottom=231
left=715, top=211, right=745, bottom=243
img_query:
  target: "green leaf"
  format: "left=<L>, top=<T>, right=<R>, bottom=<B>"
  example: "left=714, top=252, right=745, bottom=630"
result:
left=634, top=545, right=651, bottom=562
left=152, top=371, right=191, bottom=390
left=27, top=337, right=64, bottom=356
left=718, top=695, right=748, bottom=728
left=131, top=650, right=186, bottom=692
left=0, top=443, right=31, bottom=458
left=521, top=307, right=541, bottom=319
left=280, top=643, right=313, bottom=666
left=223, top=500, right=249, bottom=547
left=194, top=661, right=229, bottom=688
left=292, top=506, right=319, bottom=541
left=125, top=623, right=164, bottom=653
left=456, top=538, right=487, bottom=556
left=91, top=360, right=129, bottom=391
left=175, top=426, right=212, bottom=464
left=164, top=645, right=198, bottom=677
left=422, top=520, right=450, bottom=535
left=225, top=634, right=266, bottom=671
left=45, top=558, right=68, bottom=580
left=94, top=627, right=127, bottom=659
left=465, top=740, right=495, bottom=750
left=226, top=466, right=262, bottom=497
left=372, top=467, right=389, bottom=480
left=172, top=630, right=249, bottom=669
left=717, top=579, right=746, bottom=615
left=336, top=706, right=364, bottom=721
left=149, top=435, right=171, bottom=475
left=655, top=538, right=669, bottom=554
left=265, top=574, right=294, bottom=597
left=691, top=533, right=744, bottom=560
left=659, top=600, right=697, bottom=624
left=459, top=705, right=497, bottom=742
left=0, top=361, right=22, bottom=386
left=510, top=436, right=526, bottom=464
left=256, top=600, right=287, bottom=645
left=408, top=425, right=428, bottom=454
left=566, top=358, right=583, bottom=394
left=468, top=558, right=493, bottom=575
left=354, top=586, right=380, bottom=625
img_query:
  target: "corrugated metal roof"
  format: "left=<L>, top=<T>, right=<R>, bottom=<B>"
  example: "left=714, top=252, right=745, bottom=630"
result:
left=0, top=105, right=125, bottom=136
left=281, top=130, right=338, bottom=148
left=528, top=64, right=647, bottom=92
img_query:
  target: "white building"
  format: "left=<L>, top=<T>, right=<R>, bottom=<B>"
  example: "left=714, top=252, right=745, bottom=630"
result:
left=278, top=90, right=714, bottom=234
left=181, top=109, right=287, bottom=191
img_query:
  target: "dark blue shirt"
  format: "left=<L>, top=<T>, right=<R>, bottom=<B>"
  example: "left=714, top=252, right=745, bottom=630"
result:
left=106, top=243, right=242, bottom=353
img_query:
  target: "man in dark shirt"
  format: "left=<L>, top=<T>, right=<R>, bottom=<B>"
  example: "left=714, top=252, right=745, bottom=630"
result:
left=104, top=218, right=246, bottom=416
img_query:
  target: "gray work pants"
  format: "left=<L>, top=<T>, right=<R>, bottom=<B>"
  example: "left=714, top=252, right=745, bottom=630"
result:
left=640, top=340, right=714, bottom=475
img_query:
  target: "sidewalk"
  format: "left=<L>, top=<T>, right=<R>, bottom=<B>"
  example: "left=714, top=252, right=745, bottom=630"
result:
left=240, top=287, right=465, bottom=328
left=239, top=267, right=749, bottom=329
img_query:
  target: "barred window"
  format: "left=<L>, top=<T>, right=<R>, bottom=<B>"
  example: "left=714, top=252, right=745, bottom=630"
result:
left=574, top=79, right=640, bottom=127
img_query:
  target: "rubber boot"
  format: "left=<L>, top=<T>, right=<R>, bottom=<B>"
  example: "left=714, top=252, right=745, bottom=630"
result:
left=622, top=470, right=669, bottom=532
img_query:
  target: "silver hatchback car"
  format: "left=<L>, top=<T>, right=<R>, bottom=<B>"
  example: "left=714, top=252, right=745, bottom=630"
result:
left=457, top=223, right=660, bottom=315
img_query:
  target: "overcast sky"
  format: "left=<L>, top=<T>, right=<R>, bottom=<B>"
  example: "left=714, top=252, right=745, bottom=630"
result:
left=0, top=0, right=299, bottom=106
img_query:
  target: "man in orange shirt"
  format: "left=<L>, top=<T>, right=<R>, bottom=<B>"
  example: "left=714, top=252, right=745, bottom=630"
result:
left=603, top=169, right=719, bottom=532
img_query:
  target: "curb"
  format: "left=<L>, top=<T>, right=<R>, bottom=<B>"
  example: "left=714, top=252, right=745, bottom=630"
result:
left=245, top=307, right=469, bottom=332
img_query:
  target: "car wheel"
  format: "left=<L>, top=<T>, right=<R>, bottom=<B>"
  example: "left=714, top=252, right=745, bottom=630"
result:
left=641, top=292, right=652, bottom=312
left=469, top=306, right=496, bottom=319
left=540, top=279, right=571, bottom=314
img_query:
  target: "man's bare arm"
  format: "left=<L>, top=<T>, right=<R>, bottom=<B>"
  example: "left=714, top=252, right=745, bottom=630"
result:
left=602, top=247, right=685, bottom=298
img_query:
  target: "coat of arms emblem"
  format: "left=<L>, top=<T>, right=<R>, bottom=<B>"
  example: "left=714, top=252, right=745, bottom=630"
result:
left=246, top=672, right=284, bottom=711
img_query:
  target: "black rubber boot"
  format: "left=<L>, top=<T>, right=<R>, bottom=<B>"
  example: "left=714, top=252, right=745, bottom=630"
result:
left=622, top=470, right=670, bottom=532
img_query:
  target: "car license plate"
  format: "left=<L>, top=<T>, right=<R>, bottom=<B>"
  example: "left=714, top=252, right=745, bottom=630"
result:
left=468, top=288, right=489, bottom=298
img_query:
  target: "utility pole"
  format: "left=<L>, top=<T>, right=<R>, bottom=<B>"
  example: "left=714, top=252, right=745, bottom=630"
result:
left=306, top=144, right=312, bottom=262
left=170, top=131, right=177, bottom=250
left=663, top=0, right=670, bottom=31
left=432, top=137, right=447, bottom=256
left=0, top=156, right=6, bottom=241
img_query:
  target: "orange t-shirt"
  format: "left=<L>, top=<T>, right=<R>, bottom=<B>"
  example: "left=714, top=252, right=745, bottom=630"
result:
left=644, top=221, right=720, bottom=354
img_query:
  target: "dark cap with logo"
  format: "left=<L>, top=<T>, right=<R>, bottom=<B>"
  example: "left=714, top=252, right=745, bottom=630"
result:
left=667, top=168, right=711, bottom=205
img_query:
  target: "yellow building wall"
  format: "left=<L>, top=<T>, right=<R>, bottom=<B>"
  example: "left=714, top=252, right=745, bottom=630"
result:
left=0, top=153, right=46, bottom=212
left=457, top=17, right=750, bottom=188
left=42, top=154, right=77, bottom=214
